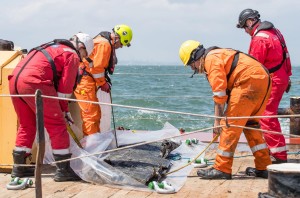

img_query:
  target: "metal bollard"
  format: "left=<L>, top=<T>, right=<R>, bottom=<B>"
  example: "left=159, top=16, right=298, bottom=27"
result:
left=278, top=97, right=300, bottom=135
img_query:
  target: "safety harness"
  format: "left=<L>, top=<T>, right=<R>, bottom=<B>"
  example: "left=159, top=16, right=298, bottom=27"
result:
left=78, top=31, right=116, bottom=85
left=203, top=46, right=270, bottom=80
left=14, top=39, right=80, bottom=98
left=253, top=21, right=289, bottom=73
left=202, top=46, right=241, bottom=81
left=202, top=47, right=271, bottom=116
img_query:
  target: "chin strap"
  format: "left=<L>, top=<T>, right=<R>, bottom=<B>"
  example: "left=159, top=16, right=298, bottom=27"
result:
left=190, top=70, right=198, bottom=78
left=248, top=19, right=260, bottom=31
left=190, top=58, right=205, bottom=78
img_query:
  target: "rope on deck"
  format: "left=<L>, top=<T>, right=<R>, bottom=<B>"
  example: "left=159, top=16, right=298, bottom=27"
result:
left=0, top=125, right=224, bottom=167
left=1, top=123, right=300, bottom=167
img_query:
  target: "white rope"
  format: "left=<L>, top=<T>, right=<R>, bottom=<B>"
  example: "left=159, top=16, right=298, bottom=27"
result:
left=118, top=65, right=178, bottom=67
left=0, top=125, right=223, bottom=166
left=0, top=93, right=299, bottom=168
left=113, top=73, right=191, bottom=76
left=41, top=95, right=220, bottom=119
left=49, top=123, right=300, bottom=165
left=1, top=123, right=299, bottom=167
left=49, top=125, right=224, bottom=165
left=0, top=94, right=35, bottom=97
left=42, top=95, right=300, bottom=120
left=114, top=95, right=209, bottom=98
left=117, top=118, right=206, bottom=121
left=227, top=114, right=300, bottom=119
left=0, top=164, right=35, bottom=167
left=230, top=124, right=300, bottom=138
left=1, top=93, right=300, bottom=120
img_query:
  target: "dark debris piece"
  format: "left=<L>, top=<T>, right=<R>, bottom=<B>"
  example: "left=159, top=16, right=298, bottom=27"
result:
left=160, top=140, right=181, bottom=158
left=104, top=141, right=178, bottom=185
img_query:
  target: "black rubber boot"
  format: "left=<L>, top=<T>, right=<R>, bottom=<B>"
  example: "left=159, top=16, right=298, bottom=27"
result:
left=53, top=153, right=81, bottom=182
left=271, top=156, right=287, bottom=164
left=245, top=167, right=268, bottom=179
left=11, top=150, right=35, bottom=178
left=197, top=167, right=232, bottom=179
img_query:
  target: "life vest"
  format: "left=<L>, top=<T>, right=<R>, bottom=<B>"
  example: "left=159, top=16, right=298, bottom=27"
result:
left=82, top=31, right=116, bottom=85
left=253, top=21, right=290, bottom=73
left=98, top=31, right=117, bottom=75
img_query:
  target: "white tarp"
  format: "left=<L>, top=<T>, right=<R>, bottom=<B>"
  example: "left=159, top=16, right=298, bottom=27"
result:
left=44, top=122, right=207, bottom=192
left=97, top=89, right=111, bottom=133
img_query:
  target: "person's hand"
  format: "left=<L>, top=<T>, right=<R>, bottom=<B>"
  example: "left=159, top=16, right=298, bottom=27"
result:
left=285, top=79, right=291, bottom=93
left=99, top=82, right=111, bottom=93
left=213, top=119, right=222, bottom=136
left=65, top=112, right=74, bottom=125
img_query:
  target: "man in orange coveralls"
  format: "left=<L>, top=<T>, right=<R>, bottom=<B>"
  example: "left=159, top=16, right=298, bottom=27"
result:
left=179, top=40, right=272, bottom=179
left=74, top=25, right=133, bottom=136
left=9, top=33, right=94, bottom=182
left=236, top=9, right=292, bottom=164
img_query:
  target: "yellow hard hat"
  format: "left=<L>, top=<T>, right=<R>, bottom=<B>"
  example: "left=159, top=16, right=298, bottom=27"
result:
left=114, top=24, right=133, bottom=47
left=179, top=40, right=201, bottom=66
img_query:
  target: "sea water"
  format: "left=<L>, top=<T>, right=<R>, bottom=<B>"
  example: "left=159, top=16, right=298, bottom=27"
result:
left=110, top=65, right=299, bottom=133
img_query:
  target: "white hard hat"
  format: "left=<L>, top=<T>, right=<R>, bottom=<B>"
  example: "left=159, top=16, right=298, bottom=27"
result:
left=75, top=33, right=94, bottom=56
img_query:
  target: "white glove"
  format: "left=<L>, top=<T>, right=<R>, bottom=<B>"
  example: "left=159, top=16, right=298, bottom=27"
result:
left=64, top=112, right=74, bottom=125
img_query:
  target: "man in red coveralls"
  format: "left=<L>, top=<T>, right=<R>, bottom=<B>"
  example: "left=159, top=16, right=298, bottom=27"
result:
left=9, top=33, right=94, bottom=182
left=237, top=9, right=292, bottom=165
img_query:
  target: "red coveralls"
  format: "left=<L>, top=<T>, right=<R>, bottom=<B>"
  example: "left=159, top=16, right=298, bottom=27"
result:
left=9, top=44, right=80, bottom=155
left=249, top=22, right=292, bottom=160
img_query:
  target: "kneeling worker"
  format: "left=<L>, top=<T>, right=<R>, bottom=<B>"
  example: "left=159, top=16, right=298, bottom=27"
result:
left=179, top=40, right=272, bottom=179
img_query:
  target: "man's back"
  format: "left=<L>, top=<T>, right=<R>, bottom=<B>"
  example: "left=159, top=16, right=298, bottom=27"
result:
left=249, top=21, right=291, bottom=84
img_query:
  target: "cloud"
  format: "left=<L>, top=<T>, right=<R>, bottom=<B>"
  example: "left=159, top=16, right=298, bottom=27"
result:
left=1, top=0, right=300, bottom=65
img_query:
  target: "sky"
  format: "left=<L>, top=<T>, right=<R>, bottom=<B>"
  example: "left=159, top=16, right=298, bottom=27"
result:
left=2, top=0, right=300, bottom=65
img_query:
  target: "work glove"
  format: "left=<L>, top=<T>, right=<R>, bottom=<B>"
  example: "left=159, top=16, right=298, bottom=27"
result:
left=285, top=79, right=291, bottom=93
left=64, top=112, right=74, bottom=125
left=99, top=82, right=111, bottom=93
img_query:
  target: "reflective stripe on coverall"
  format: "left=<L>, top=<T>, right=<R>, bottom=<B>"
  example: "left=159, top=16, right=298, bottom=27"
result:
left=249, top=25, right=292, bottom=160
left=74, top=36, right=111, bottom=135
left=204, top=49, right=272, bottom=174
left=8, top=44, right=80, bottom=154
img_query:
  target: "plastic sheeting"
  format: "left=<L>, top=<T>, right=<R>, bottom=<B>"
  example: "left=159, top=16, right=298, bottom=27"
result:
left=44, top=122, right=206, bottom=192
left=97, top=89, right=112, bottom=133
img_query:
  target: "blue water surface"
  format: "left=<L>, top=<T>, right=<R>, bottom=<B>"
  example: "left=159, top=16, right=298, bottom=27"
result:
left=110, top=65, right=299, bottom=133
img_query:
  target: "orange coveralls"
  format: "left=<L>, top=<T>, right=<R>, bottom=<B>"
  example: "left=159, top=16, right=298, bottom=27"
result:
left=74, top=35, right=112, bottom=136
left=204, top=48, right=272, bottom=174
